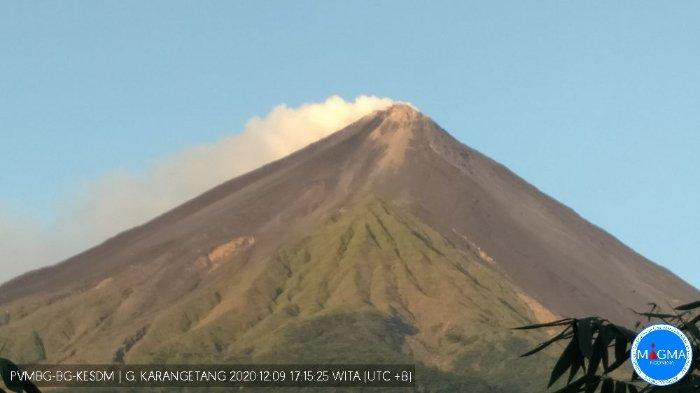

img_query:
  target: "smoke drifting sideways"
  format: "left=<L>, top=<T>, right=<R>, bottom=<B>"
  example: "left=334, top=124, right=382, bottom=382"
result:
left=0, top=95, right=396, bottom=284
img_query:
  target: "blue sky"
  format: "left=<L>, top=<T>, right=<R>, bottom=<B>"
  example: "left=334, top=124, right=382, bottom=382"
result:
left=1, top=1, right=698, bottom=288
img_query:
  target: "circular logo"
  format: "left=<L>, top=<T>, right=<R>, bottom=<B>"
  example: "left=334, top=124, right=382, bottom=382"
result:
left=631, top=324, right=693, bottom=386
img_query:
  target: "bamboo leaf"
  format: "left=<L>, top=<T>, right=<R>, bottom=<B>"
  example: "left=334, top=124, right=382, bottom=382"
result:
left=0, top=358, right=23, bottom=393
left=686, top=314, right=700, bottom=326
left=601, top=378, right=614, bottom=393
left=584, top=375, right=600, bottom=393
left=568, top=347, right=583, bottom=383
left=678, top=318, right=700, bottom=342
left=0, top=358, right=41, bottom=393
left=634, top=312, right=675, bottom=319
left=549, top=339, right=576, bottom=388
left=577, top=318, right=594, bottom=358
left=587, top=332, right=604, bottom=376
left=520, top=327, right=572, bottom=357
left=515, top=318, right=573, bottom=330
left=610, top=324, right=637, bottom=341
left=675, top=301, right=700, bottom=311
left=600, top=327, right=610, bottom=371
left=23, top=380, right=42, bottom=393
left=614, top=381, right=627, bottom=393
left=605, top=354, right=629, bottom=374
left=614, top=336, right=628, bottom=365
left=552, top=374, right=589, bottom=393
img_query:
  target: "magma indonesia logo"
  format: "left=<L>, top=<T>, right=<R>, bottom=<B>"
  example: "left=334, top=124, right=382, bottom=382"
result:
left=631, top=324, right=693, bottom=386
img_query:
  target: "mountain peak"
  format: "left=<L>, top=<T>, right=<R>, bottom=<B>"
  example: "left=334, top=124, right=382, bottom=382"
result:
left=381, top=103, right=422, bottom=122
left=0, top=101, right=697, bottom=371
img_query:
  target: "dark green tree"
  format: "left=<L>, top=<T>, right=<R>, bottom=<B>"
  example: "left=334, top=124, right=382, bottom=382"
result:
left=519, top=301, right=700, bottom=392
left=0, top=358, right=41, bottom=393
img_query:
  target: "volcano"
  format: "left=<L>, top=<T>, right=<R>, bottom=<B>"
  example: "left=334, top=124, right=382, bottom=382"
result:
left=0, top=104, right=697, bottom=391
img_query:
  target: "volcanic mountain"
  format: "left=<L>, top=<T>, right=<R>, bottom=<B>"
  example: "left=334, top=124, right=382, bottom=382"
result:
left=0, top=104, right=697, bottom=391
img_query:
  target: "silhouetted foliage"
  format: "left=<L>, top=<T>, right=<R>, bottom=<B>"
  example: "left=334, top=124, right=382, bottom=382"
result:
left=0, top=358, right=41, bottom=393
left=519, top=301, right=700, bottom=392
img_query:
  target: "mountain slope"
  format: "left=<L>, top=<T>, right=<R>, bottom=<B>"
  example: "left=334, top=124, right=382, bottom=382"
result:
left=0, top=104, right=697, bottom=392
left=0, top=197, right=555, bottom=391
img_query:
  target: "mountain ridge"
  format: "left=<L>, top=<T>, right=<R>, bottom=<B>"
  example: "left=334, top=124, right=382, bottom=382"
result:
left=1, top=102, right=696, bottom=322
left=0, top=104, right=697, bottom=391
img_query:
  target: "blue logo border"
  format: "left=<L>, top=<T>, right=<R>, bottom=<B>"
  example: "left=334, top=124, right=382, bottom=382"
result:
left=631, top=324, right=693, bottom=386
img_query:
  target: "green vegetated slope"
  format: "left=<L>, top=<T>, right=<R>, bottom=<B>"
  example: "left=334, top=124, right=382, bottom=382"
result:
left=121, top=200, right=547, bottom=391
left=4, top=104, right=697, bottom=393
left=0, top=197, right=556, bottom=392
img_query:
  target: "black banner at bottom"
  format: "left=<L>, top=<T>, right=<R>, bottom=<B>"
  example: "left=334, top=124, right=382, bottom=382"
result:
left=8, top=364, right=415, bottom=388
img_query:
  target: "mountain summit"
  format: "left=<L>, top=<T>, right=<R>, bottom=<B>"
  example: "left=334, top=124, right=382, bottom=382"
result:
left=0, top=105, right=697, bottom=391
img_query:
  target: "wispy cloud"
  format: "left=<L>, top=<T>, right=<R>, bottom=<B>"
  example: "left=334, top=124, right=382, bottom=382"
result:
left=0, top=95, right=395, bottom=284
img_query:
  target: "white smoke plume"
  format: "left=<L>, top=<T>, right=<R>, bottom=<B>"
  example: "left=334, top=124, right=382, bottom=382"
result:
left=0, top=95, right=395, bottom=284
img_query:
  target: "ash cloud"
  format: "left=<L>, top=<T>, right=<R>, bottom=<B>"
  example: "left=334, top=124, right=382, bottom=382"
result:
left=0, top=95, right=395, bottom=284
